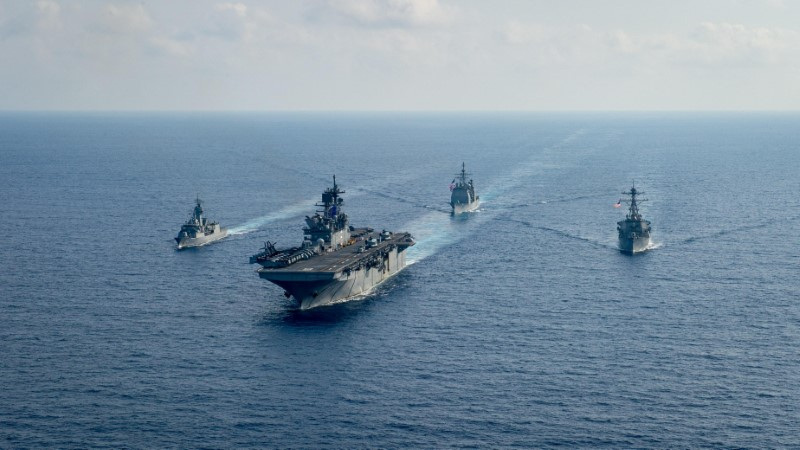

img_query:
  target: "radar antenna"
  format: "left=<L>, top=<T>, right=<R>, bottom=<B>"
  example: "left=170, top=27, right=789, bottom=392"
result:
left=316, top=175, right=346, bottom=217
left=455, top=162, right=472, bottom=186
left=620, top=180, right=648, bottom=220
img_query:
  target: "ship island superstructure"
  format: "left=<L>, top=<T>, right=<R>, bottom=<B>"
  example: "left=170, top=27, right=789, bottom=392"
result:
left=450, top=162, right=479, bottom=215
left=617, top=183, right=651, bottom=254
left=250, top=177, right=415, bottom=309
left=175, top=197, right=228, bottom=249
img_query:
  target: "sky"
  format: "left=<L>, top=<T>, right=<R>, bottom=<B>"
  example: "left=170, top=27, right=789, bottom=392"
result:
left=1, top=0, right=799, bottom=111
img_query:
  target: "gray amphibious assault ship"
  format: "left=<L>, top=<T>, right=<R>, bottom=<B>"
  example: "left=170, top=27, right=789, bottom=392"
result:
left=250, top=177, right=415, bottom=309
left=175, top=197, right=228, bottom=249
left=617, top=183, right=651, bottom=254
left=450, top=162, right=479, bottom=215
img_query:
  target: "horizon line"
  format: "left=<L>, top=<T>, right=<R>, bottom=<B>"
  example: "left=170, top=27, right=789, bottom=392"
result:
left=1, top=109, right=799, bottom=114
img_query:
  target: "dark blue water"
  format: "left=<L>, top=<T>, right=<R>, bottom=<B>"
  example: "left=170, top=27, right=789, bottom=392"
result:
left=1, top=112, right=799, bottom=447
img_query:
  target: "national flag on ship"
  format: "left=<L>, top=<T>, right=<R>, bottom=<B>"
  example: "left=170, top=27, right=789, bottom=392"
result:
left=613, top=199, right=622, bottom=208
left=449, top=178, right=456, bottom=191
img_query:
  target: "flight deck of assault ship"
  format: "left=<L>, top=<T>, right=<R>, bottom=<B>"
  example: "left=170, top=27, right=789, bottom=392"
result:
left=450, top=162, right=479, bottom=215
left=617, top=183, right=651, bottom=254
left=250, top=177, right=415, bottom=310
left=175, top=197, right=228, bottom=249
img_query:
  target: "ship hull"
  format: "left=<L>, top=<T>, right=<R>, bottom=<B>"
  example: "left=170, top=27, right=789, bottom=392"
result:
left=259, top=246, right=409, bottom=310
left=451, top=200, right=479, bottom=215
left=618, top=236, right=650, bottom=254
left=176, top=229, right=228, bottom=249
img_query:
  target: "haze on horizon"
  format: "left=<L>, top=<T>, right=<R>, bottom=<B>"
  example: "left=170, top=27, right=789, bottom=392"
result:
left=1, top=0, right=799, bottom=111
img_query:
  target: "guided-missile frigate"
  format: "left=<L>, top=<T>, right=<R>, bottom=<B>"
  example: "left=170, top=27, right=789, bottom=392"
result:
left=250, top=177, right=415, bottom=309
left=175, top=197, right=228, bottom=249
left=450, top=162, right=479, bottom=215
left=616, top=183, right=651, bottom=254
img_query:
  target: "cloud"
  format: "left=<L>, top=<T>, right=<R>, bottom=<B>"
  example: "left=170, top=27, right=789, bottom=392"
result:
left=204, top=2, right=275, bottom=42
left=502, top=21, right=548, bottom=45
left=3, top=1, right=800, bottom=110
left=500, top=20, right=800, bottom=69
left=0, top=1, right=47, bottom=39
left=216, top=2, right=248, bottom=17
left=761, top=0, right=786, bottom=8
left=36, top=0, right=60, bottom=16
left=35, top=0, right=62, bottom=32
left=315, top=0, right=455, bottom=28
left=148, top=36, right=192, bottom=57
left=89, top=3, right=154, bottom=34
left=684, top=21, right=800, bottom=65
left=500, top=21, right=612, bottom=66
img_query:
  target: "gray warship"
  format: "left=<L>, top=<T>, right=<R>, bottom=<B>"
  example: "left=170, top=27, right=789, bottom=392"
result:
left=175, top=197, right=228, bottom=249
left=617, top=183, right=651, bottom=254
left=450, top=162, right=479, bottom=215
left=250, top=177, right=415, bottom=310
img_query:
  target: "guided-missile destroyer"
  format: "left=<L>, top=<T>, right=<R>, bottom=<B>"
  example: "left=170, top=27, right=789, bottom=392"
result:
left=175, top=197, right=228, bottom=249
left=450, top=162, right=479, bottom=215
left=250, top=177, right=415, bottom=310
left=617, top=183, right=651, bottom=254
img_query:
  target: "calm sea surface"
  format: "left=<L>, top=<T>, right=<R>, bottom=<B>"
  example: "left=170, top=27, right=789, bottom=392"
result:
left=1, top=112, right=799, bottom=447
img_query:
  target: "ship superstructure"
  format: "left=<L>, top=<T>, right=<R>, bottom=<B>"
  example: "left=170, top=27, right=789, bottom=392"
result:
left=450, top=162, right=479, bottom=215
left=617, top=183, right=651, bottom=254
left=251, top=177, right=415, bottom=309
left=175, top=197, right=228, bottom=249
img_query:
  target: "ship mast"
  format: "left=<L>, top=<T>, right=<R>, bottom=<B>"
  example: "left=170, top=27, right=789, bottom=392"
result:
left=317, top=175, right=345, bottom=219
left=456, top=162, right=472, bottom=187
left=622, top=181, right=647, bottom=221
left=305, top=176, right=349, bottom=247
left=193, top=196, right=204, bottom=223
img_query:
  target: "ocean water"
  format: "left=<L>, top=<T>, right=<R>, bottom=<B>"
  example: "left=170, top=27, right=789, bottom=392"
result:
left=1, top=112, right=798, bottom=447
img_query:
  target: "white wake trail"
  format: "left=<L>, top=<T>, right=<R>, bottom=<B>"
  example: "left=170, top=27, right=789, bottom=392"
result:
left=227, top=200, right=317, bottom=235
left=405, top=129, right=586, bottom=263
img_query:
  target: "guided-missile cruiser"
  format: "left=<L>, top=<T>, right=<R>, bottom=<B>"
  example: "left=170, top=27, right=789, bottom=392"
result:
left=250, top=177, right=415, bottom=310
left=450, top=162, right=479, bottom=215
left=616, top=183, right=651, bottom=254
left=175, top=197, right=228, bottom=249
